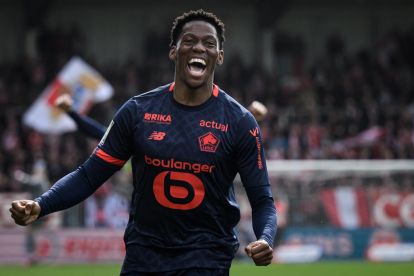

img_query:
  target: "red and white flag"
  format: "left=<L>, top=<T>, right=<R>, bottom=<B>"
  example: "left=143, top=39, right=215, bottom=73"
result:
left=332, top=126, right=386, bottom=153
left=321, top=186, right=371, bottom=229
left=23, top=57, right=113, bottom=134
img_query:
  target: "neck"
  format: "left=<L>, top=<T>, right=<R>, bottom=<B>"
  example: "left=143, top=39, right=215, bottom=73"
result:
left=172, top=81, right=214, bottom=106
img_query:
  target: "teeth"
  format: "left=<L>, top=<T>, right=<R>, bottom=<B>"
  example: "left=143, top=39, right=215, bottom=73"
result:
left=189, top=58, right=206, bottom=66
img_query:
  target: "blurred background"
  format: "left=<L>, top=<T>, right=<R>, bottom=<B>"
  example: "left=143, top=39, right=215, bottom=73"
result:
left=1, top=0, right=414, bottom=266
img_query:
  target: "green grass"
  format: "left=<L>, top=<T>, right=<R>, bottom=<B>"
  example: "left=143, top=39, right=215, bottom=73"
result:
left=0, top=262, right=414, bottom=276
left=232, top=262, right=414, bottom=276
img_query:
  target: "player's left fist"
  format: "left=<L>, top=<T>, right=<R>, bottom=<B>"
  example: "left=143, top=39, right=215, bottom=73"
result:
left=245, top=239, right=273, bottom=266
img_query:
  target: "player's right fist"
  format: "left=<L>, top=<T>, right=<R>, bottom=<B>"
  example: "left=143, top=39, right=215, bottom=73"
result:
left=9, top=200, right=41, bottom=226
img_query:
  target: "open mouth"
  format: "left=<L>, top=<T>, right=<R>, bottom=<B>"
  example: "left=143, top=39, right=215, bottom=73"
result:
left=187, top=58, right=206, bottom=77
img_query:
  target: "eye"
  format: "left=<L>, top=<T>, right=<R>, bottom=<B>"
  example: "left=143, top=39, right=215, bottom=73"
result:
left=181, top=36, right=195, bottom=46
left=205, top=40, right=217, bottom=48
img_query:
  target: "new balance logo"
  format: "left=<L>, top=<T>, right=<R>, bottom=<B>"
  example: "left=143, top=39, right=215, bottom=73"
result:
left=148, top=131, right=166, bottom=141
left=144, top=113, right=172, bottom=124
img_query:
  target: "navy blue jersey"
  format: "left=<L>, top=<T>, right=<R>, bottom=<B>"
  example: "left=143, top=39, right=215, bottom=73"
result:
left=92, top=83, right=275, bottom=271
left=36, top=83, right=276, bottom=272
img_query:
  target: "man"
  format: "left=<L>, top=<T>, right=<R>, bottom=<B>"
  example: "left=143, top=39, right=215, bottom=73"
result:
left=54, top=93, right=106, bottom=139
left=10, top=9, right=276, bottom=275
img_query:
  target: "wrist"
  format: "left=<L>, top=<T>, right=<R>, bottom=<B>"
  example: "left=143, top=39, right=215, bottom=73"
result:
left=259, top=237, right=272, bottom=247
left=34, top=197, right=45, bottom=217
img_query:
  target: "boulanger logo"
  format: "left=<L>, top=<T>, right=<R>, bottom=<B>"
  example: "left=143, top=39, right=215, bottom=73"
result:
left=144, top=155, right=215, bottom=174
left=198, top=132, right=220, bottom=153
left=145, top=155, right=213, bottom=210
left=153, top=171, right=205, bottom=210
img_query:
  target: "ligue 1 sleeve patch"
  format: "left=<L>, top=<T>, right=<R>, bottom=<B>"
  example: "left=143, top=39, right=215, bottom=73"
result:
left=99, top=120, right=114, bottom=146
left=198, top=132, right=220, bottom=153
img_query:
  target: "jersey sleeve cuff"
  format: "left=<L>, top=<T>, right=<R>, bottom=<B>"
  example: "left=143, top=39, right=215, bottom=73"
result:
left=260, top=234, right=275, bottom=248
left=34, top=197, right=47, bottom=218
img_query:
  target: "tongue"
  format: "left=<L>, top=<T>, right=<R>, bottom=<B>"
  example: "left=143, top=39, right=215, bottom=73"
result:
left=189, top=65, right=204, bottom=77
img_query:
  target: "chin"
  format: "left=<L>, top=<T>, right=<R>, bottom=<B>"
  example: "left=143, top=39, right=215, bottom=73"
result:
left=184, top=78, right=207, bottom=89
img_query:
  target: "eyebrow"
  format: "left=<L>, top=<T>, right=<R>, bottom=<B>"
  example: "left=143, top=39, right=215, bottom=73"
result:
left=180, top=33, right=218, bottom=41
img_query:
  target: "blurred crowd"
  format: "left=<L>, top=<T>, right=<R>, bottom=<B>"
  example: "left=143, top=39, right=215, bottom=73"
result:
left=1, top=25, right=414, bottom=228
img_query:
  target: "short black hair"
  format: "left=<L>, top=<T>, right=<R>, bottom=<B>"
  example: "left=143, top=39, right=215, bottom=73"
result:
left=170, top=9, right=225, bottom=49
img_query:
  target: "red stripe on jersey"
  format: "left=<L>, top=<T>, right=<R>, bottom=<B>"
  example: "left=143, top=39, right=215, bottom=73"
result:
left=169, top=82, right=219, bottom=97
left=212, top=84, right=219, bottom=97
left=169, top=82, right=175, bottom=92
left=95, top=148, right=126, bottom=166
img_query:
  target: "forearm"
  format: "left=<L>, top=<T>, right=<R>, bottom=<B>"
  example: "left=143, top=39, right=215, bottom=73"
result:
left=245, top=186, right=277, bottom=247
left=67, top=111, right=106, bottom=140
left=35, top=157, right=119, bottom=217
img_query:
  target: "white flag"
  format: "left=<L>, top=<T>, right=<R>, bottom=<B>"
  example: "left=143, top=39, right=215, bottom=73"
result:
left=23, top=57, right=113, bottom=134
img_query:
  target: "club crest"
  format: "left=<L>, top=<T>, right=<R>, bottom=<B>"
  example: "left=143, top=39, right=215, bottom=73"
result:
left=198, top=132, right=220, bottom=153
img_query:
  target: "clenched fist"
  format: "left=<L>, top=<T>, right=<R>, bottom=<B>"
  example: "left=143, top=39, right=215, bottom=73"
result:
left=54, top=93, right=73, bottom=112
left=247, top=101, right=268, bottom=122
left=245, top=239, right=274, bottom=266
left=9, top=200, right=41, bottom=226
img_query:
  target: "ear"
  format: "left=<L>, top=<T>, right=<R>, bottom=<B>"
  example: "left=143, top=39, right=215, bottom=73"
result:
left=169, top=46, right=176, bottom=61
left=216, top=49, right=224, bottom=66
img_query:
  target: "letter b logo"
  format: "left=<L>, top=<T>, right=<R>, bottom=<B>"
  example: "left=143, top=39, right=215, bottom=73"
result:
left=153, top=171, right=205, bottom=210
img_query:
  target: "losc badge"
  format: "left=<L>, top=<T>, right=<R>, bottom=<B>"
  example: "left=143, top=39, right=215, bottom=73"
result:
left=198, top=132, right=220, bottom=153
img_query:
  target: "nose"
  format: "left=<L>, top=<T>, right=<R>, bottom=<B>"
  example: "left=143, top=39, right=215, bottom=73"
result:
left=192, top=40, right=206, bottom=52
